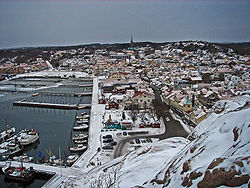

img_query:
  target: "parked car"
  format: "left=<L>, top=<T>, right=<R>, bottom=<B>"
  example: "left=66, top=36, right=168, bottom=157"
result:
left=135, top=138, right=140, bottom=144
left=109, top=141, right=117, bottom=146
left=103, top=134, right=112, bottom=139
left=103, top=138, right=113, bottom=143
left=102, top=145, right=113, bottom=150
left=122, top=132, right=128, bottom=136
left=145, top=121, right=152, bottom=127
left=166, top=117, right=170, bottom=122
left=139, top=123, right=145, bottom=128
left=116, top=133, right=122, bottom=136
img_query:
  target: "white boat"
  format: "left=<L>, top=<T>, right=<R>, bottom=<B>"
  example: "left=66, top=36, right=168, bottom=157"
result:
left=32, top=93, right=39, bottom=97
left=0, top=127, right=16, bottom=143
left=66, top=155, right=79, bottom=166
left=74, top=140, right=87, bottom=144
left=0, top=141, right=23, bottom=157
left=81, top=112, right=87, bottom=116
left=77, top=119, right=88, bottom=124
left=75, top=112, right=89, bottom=120
left=75, top=116, right=82, bottom=120
left=165, top=117, right=170, bottom=122
left=82, top=115, right=89, bottom=119
left=18, top=129, right=39, bottom=146
left=73, top=124, right=88, bottom=131
left=12, top=155, right=33, bottom=162
left=47, top=155, right=63, bottom=166
left=72, top=134, right=88, bottom=141
left=70, top=144, right=87, bottom=152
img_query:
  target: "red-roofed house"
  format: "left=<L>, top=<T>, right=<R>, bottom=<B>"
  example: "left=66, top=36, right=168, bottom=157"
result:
left=109, top=71, right=128, bottom=80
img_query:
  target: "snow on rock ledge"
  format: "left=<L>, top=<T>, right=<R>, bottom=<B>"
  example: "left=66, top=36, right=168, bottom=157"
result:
left=148, top=94, right=250, bottom=187
left=72, top=137, right=189, bottom=188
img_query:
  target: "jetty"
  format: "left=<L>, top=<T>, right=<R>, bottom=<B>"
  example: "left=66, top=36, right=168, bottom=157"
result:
left=38, top=91, right=92, bottom=97
left=0, top=161, right=84, bottom=181
left=13, top=101, right=91, bottom=110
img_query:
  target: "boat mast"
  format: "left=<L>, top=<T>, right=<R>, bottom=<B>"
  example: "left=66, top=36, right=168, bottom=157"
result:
left=59, top=147, right=62, bottom=176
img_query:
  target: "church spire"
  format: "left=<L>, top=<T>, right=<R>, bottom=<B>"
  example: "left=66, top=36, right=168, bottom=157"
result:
left=130, top=35, right=134, bottom=48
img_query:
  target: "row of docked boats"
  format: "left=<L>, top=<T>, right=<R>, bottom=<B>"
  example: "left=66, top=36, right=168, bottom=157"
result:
left=69, top=112, right=89, bottom=153
left=73, top=112, right=89, bottom=131
left=0, top=127, right=39, bottom=160
left=70, top=133, right=88, bottom=152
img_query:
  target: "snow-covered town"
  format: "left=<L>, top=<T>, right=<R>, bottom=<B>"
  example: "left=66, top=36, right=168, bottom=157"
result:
left=0, top=41, right=249, bottom=187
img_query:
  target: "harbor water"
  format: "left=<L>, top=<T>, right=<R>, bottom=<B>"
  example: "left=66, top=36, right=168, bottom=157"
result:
left=0, top=76, right=92, bottom=187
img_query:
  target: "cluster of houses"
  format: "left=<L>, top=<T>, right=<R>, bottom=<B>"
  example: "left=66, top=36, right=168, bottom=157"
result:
left=91, top=41, right=249, bottom=128
left=99, top=77, right=158, bottom=130
left=0, top=58, right=49, bottom=80
left=1, top=41, right=249, bottom=127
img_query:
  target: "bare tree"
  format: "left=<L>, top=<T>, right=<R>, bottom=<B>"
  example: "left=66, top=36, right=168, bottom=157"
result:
left=89, top=166, right=121, bottom=188
left=130, top=104, right=138, bottom=122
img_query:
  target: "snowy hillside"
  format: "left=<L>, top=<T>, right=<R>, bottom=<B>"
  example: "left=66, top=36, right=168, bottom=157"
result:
left=148, top=94, right=250, bottom=188
left=62, top=95, right=250, bottom=188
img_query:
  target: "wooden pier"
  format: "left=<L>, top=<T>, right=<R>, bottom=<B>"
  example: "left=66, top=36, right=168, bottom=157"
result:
left=0, top=161, right=84, bottom=181
left=13, top=101, right=91, bottom=110
left=38, top=91, right=92, bottom=97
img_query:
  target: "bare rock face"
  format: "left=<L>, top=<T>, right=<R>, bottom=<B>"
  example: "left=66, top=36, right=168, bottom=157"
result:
left=233, top=127, right=239, bottom=142
left=182, top=171, right=203, bottom=187
left=198, top=157, right=250, bottom=188
left=181, top=161, right=190, bottom=174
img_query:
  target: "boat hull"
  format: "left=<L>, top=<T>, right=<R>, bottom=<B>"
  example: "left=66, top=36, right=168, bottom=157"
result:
left=4, top=167, right=35, bottom=183
left=20, top=136, right=39, bottom=146
left=70, top=147, right=87, bottom=152
left=73, top=125, right=88, bottom=131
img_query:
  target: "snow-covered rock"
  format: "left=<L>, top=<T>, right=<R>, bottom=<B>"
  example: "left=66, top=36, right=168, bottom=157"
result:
left=148, top=94, right=250, bottom=187
left=61, top=94, right=250, bottom=188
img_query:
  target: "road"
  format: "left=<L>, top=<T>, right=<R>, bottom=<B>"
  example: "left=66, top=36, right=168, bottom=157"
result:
left=114, top=89, right=189, bottom=158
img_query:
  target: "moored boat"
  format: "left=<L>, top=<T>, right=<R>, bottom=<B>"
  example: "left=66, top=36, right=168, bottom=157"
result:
left=32, top=93, right=39, bottom=97
left=4, top=164, right=35, bottom=183
left=77, top=119, right=88, bottom=124
left=18, top=129, right=39, bottom=146
left=72, top=133, right=88, bottom=141
left=75, top=116, right=83, bottom=120
left=73, top=139, right=87, bottom=144
left=12, top=155, right=33, bottom=162
left=47, top=155, right=63, bottom=166
left=73, top=124, right=88, bottom=131
left=66, top=155, right=79, bottom=166
left=82, top=114, right=89, bottom=119
left=69, top=144, right=87, bottom=152
left=81, top=112, right=87, bottom=116
left=0, top=141, right=24, bottom=158
left=0, top=127, right=15, bottom=143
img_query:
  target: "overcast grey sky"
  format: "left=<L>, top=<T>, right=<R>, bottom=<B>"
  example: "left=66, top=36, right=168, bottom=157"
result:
left=0, top=0, right=250, bottom=49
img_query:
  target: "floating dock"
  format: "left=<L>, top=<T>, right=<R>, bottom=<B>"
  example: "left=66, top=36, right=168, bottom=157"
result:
left=38, top=91, right=92, bottom=97
left=13, top=101, right=91, bottom=110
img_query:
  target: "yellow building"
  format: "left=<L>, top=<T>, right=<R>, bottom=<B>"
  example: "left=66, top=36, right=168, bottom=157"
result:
left=109, top=71, right=127, bottom=80
left=183, top=96, right=192, bottom=112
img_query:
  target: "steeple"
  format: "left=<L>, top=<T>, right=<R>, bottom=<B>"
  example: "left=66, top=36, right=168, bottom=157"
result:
left=130, top=35, right=134, bottom=48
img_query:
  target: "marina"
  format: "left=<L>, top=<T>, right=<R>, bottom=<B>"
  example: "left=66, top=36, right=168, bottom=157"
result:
left=0, top=75, right=93, bottom=187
